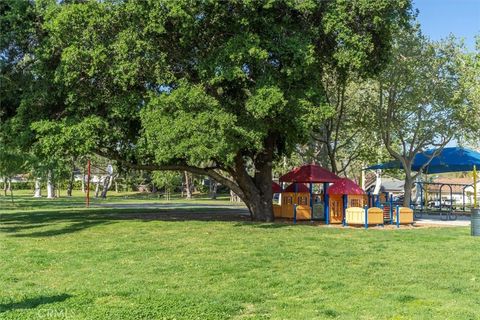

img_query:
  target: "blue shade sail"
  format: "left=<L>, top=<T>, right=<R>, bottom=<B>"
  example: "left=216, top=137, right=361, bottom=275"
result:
left=366, top=147, right=480, bottom=173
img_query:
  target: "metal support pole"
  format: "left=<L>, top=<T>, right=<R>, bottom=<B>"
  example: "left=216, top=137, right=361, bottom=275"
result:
left=309, top=182, right=313, bottom=221
left=474, top=165, right=478, bottom=208
left=450, top=186, right=453, bottom=220
left=364, top=206, right=368, bottom=229
left=425, top=176, right=429, bottom=209
left=419, top=182, right=423, bottom=211
left=390, top=194, right=393, bottom=224
left=396, top=205, right=400, bottom=228
left=324, top=183, right=330, bottom=225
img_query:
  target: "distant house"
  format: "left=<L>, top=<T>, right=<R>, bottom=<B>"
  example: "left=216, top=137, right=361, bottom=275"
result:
left=428, top=177, right=478, bottom=205
left=365, top=176, right=406, bottom=196
left=0, top=174, right=29, bottom=183
left=364, top=173, right=480, bottom=206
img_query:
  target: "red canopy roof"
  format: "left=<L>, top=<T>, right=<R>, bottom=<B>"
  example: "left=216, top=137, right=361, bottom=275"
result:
left=327, top=178, right=365, bottom=195
left=279, top=164, right=340, bottom=183
left=272, top=182, right=283, bottom=193
left=284, top=183, right=310, bottom=193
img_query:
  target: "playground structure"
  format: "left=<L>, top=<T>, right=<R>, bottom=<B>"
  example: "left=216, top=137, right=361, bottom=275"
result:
left=367, top=147, right=480, bottom=220
left=277, top=164, right=340, bottom=223
left=327, top=178, right=367, bottom=224
left=273, top=164, right=414, bottom=227
left=271, top=147, right=480, bottom=227
left=345, top=207, right=384, bottom=227
left=274, top=183, right=312, bottom=220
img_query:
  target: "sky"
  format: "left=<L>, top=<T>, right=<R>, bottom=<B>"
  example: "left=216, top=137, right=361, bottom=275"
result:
left=414, top=0, right=480, bottom=51
left=413, top=0, right=479, bottom=149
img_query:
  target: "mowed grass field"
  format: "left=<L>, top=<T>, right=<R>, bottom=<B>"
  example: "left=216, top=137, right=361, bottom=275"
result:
left=1, top=191, right=480, bottom=319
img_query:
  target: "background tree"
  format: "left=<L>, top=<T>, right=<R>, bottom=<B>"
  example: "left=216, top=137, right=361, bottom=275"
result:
left=306, top=68, right=385, bottom=176
left=0, top=143, right=26, bottom=201
left=152, top=171, right=182, bottom=197
left=372, top=28, right=480, bottom=206
left=459, top=35, right=480, bottom=150
left=1, top=0, right=72, bottom=198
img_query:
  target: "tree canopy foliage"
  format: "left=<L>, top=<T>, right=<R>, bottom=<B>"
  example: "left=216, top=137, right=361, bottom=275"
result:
left=370, top=28, right=480, bottom=205
left=2, top=0, right=416, bottom=220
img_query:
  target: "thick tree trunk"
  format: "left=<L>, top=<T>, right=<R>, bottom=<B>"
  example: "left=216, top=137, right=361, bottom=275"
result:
left=95, top=178, right=101, bottom=198
left=229, top=138, right=275, bottom=222
left=230, top=189, right=239, bottom=202
left=124, top=175, right=128, bottom=192
left=34, top=179, right=42, bottom=198
left=100, top=176, right=109, bottom=198
left=184, top=171, right=192, bottom=199
left=10, top=179, right=14, bottom=203
left=243, top=190, right=273, bottom=222
left=101, top=174, right=114, bottom=198
left=251, top=172, right=274, bottom=221
left=81, top=169, right=86, bottom=193
left=209, top=180, right=217, bottom=199
left=47, top=171, right=55, bottom=199
left=3, top=177, right=7, bottom=197
left=403, top=171, right=414, bottom=207
left=67, top=167, right=75, bottom=197
left=328, top=148, right=338, bottom=175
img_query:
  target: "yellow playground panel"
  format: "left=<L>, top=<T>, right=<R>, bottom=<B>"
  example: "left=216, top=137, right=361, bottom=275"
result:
left=345, top=207, right=384, bottom=226
left=274, top=191, right=311, bottom=220
left=392, top=207, right=414, bottom=224
left=348, top=194, right=367, bottom=207
left=328, top=194, right=367, bottom=224
left=326, top=178, right=367, bottom=224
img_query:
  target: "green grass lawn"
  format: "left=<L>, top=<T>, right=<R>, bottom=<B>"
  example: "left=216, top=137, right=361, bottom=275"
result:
left=1, top=189, right=238, bottom=209
left=1, top=192, right=480, bottom=319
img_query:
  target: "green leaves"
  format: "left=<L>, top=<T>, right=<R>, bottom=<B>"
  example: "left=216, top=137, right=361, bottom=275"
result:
left=1, top=0, right=414, bottom=212
left=151, top=171, right=182, bottom=190
left=140, top=84, right=238, bottom=165
left=322, top=0, right=411, bottom=74
left=31, top=117, right=106, bottom=158
left=246, top=86, right=287, bottom=120
left=39, top=0, right=412, bottom=167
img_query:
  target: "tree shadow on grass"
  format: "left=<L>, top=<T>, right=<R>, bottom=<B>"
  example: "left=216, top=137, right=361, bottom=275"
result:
left=0, top=207, right=251, bottom=237
left=116, top=210, right=250, bottom=222
left=234, top=222, right=293, bottom=229
left=0, top=294, right=72, bottom=313
left=0, top=223, right=50, bottom=233
left=11, top=220, right=112, bottom=238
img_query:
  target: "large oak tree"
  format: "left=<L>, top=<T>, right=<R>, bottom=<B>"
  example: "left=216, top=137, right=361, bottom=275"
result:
left=2, top=0, right=412, bottom=220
